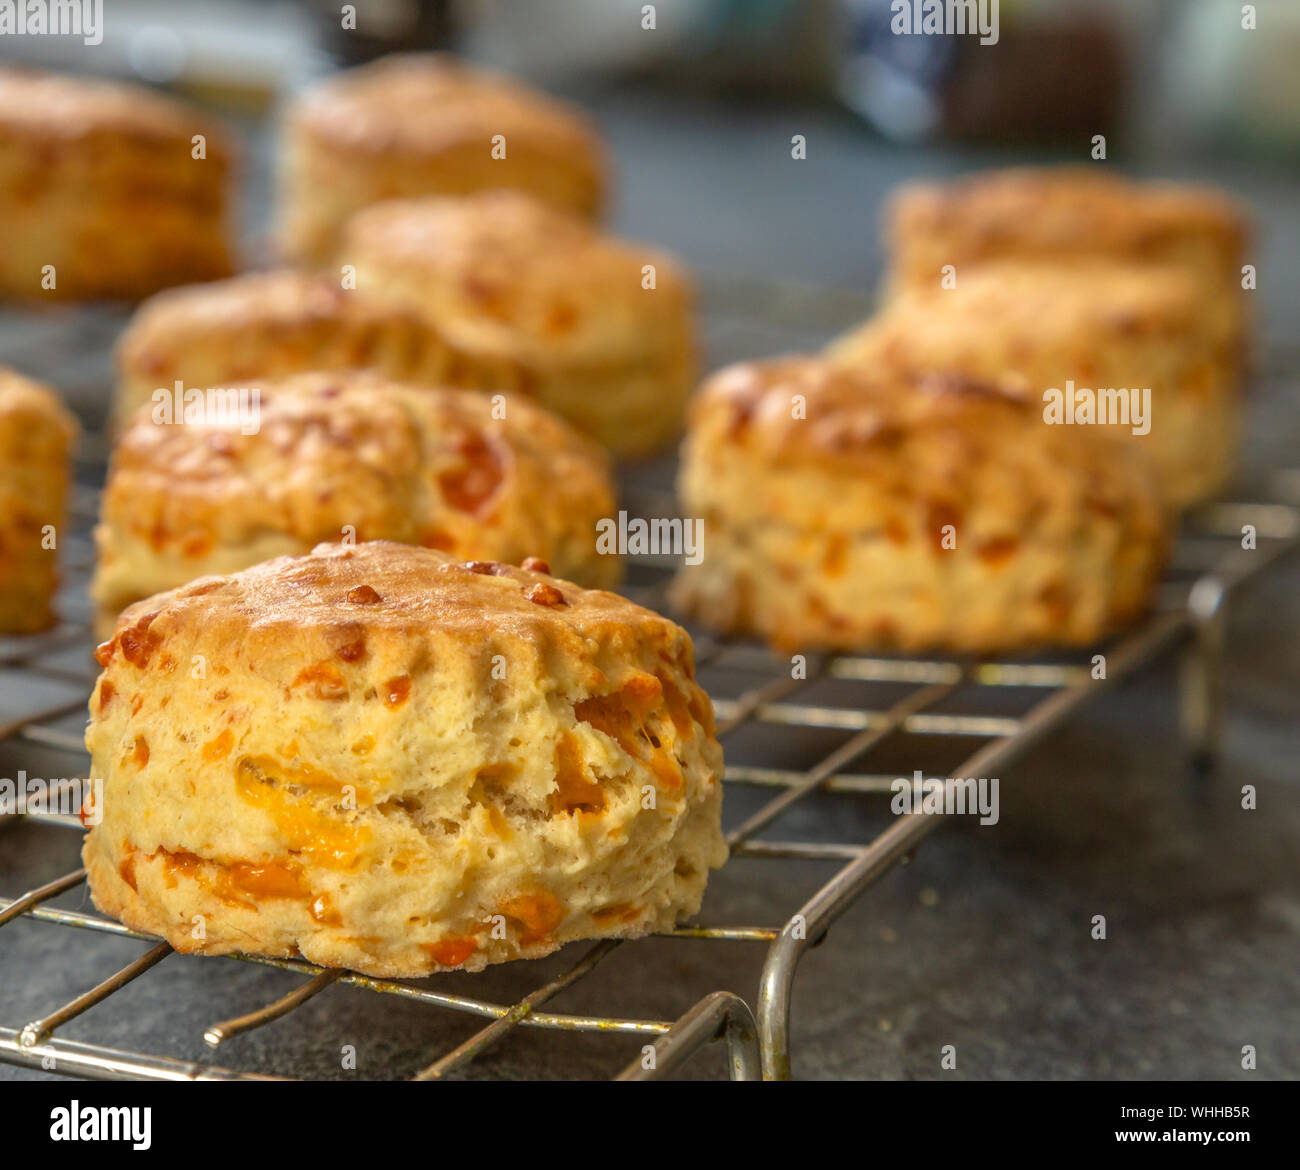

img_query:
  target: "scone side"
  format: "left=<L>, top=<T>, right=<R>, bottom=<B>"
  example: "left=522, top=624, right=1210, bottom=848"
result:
left=0, top=69, right=235, bottom=301
left=0, top=370, right=78, bottom=633
left=672, top=357, right=1170, bottom=654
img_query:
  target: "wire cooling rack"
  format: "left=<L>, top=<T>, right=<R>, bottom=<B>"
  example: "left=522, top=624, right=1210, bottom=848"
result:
left=0, top=287, right=1297, bottom=1081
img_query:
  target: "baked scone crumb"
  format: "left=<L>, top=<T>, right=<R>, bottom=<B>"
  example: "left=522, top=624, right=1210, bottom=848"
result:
left=281, top=52, right=608, bottom=265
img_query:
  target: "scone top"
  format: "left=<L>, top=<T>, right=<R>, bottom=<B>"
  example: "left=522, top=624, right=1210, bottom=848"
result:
left=286, top=52, right=606, bottom=182
left=96, top=541, right=689, bottom=684
left=118, top=270, right=359, bottom=358
left=887, top=166, right=1249, bottom=263
left=686, top=355, right=1168, bottom=534
left=0, top=66, right=231, bottom=154
left=831, top=257, right=1237, bottom=371
left=692, top=354, right=1059, bottom=459
left=342, top=190, right=693, bottom=368
left=104, top=367, right=615, bottom=534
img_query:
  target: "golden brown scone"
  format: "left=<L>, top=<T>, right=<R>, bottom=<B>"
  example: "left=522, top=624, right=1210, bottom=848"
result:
left=342, top=190, right=697, bottom=456
left=0, top=68, right=233, bottom=301
left=83, top=541, right=726, bottom=977
left=92, top=370, right=619, bottom=636
left=113, top=269, right=531, bottom=429
left=672, top=357, right=1169, bottom=655
left=829, top=260, right=1239, bottom=508
left=0, top=370, right=78, bottom=633
left=884, top=166, right=1251, bottom=358
left=281, top=53, right=608, bottom=266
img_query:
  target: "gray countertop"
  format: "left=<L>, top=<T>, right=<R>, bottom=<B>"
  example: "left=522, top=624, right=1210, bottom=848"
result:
left=0, top=87, right=1296, bottom=1081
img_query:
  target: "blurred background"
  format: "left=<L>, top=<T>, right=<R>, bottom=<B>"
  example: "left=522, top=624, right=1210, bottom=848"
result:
left=3, top=0, right=1298, bottom=345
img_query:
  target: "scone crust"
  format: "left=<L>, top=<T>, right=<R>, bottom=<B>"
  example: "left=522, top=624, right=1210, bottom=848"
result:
left=673, top=356, right=1170, bottom=654
left=887, top=166, right=1247, bottom=282
left=83, top=542, right=725, bottom=976
left=884, top=166, right=1251, bottom=360
left=93, top=370, right=619, bottom=631
left=830, top=259, right=1240, bottom=507
left=282, top=53, right=607, bottom=264
left=0, top=368, right=78, bottom=633
left=342, top=190, right=697, bottom=455
left=114, top=269, right=531, bottom=427
left=0, top=67, right=233, bottom=300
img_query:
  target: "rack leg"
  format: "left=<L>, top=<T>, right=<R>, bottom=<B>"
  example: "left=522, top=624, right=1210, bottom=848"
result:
left=616, top=991, right=760, bottom=1081
left=757, top=929, right=801, bottom=1081
left=1179, top=575, right=1227, bottom=777
left=758, top=812, right=940, bottom=1079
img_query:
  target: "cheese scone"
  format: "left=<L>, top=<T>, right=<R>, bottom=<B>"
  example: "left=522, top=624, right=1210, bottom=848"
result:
left=342, top=190, right=696, bottom=456
left=0, top=68, right=232, bottom=301
left=113, top=269, right=530, bottom=429
left=92, top=370, right=618, bottom=636
left=83, top=542, right=726, bottom=976
left=672, top=357, right=1169, bottom=655
left=829, top=260, right=1239, bottom=508
left=883, top=167, right=1251, bottom=359
left=281, top=53, right=607, bottom=266
left=0, top=369, right=78, bottom=633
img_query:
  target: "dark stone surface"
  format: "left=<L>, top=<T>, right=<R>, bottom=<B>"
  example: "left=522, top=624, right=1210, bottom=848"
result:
left=0, top=86, right=1296, bottom=1081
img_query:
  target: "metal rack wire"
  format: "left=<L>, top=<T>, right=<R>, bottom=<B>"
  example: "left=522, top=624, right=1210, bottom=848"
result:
left=0, top=294, right=1297, bottom=1081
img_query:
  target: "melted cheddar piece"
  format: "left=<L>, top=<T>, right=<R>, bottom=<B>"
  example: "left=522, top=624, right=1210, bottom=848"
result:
left=660, top=676, right=697, bottom=738
left=499, top=891, right=564, bottom=944
left=118, top=850, right=138, bottom=892
left=158, top=848, right=202, bottom=886
left=550, top=731, right=606, bottom=816
left=222, top=862, right=310, bottom=900
left=574, top=674, right=684, bottom=791
left=422, top=936, right=479, bottom=967
left=150, top=848, right=335, bottom=914
left=822, top=532, right=849, bottom=577
left=310, top=893, right=343, bottom=926
left=590, top=902, right=643, bottom=927
left=202, top=729, right=235, bottom=762
left=382, top=675, right=411, bottom=708
left=438, top=430, right=504, bottom=516
left=291, top=662, right=348, bottom=700
left=235, top=756, right=370, bottom=869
